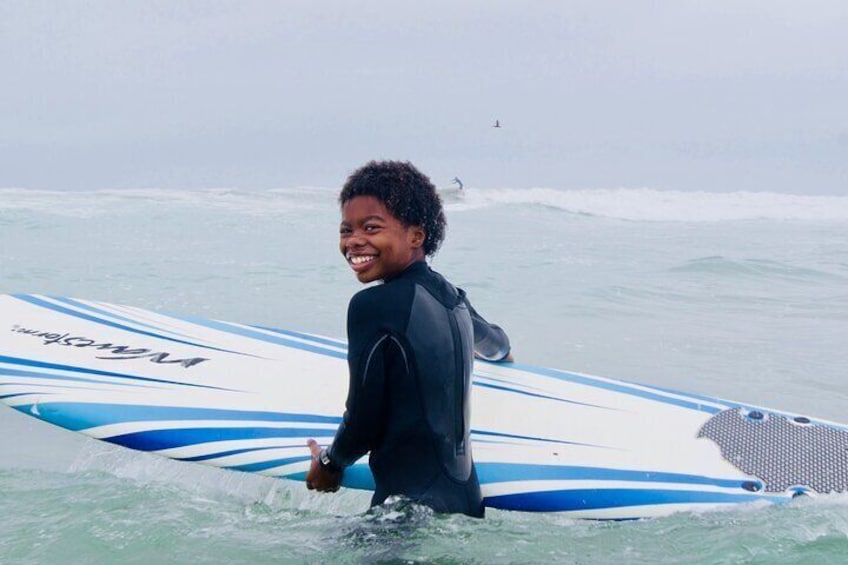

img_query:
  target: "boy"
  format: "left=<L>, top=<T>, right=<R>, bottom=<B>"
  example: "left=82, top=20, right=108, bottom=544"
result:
left=306, top=161, right=511, bottom=518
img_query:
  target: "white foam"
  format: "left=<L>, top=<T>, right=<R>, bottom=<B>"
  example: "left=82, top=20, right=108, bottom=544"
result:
left=445, top=187, right=848, bottom=222
left=0, top=187, right=337, bottom=218
left=1, top=186, right=847, bottom=222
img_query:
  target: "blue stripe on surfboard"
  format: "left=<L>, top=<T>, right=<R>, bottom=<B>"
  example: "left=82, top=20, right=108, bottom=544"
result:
left=474, top=381, right=616, bottom=411
left=508, top=363, right=726, bottom=415
left=633, top=379, right=848, bottom=431
left=475, top=373, right=564, bottom=396
left=0, top=392, right=41, bottom=401
left=249, top=325, right=348, bottom=350
left=179, top=445, right=285, bottom=462
left=483, top=487, right=768, bottom=513
left=227, top=455, right=310, bottom=473
left=11, top=294, right=246, bottom=356
left=177, top=317, right=347, bottom=360
left=0, top=355, right=234, bottom=391
left=0, top=367, right=158, bottom=389
left=473, top=430, right=607, bottom=449
left=475, top=462, right=755, bottom=490
left=0, top=382, right=133, bottom=397
left=179, top=449, right=375, bottom=489
left=104, top=426, right=335, bottom=451
left=48, top=296, right=201, bottom=343
left=8, top=402, right=340, bottom=431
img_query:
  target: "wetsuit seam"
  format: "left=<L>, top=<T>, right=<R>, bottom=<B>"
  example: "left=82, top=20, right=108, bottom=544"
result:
left=361, top=334, right=390, bottom=385
left=387, top=335, right=410, bottom=375
left=400, top=282, right=418, bottom=336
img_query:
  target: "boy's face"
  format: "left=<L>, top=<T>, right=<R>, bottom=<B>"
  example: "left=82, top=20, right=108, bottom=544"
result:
left=340, top=195, right=426, bottom=283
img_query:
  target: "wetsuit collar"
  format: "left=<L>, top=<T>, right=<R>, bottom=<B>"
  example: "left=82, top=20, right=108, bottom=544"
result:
left=384, top=260, right=429, bottom=282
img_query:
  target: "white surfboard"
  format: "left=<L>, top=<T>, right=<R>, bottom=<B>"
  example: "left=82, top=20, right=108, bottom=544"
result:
left=1, top=294, right=846, bottom=519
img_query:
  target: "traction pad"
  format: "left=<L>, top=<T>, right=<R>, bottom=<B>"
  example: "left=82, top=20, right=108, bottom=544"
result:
left=698, top=409, right=848, bottom=493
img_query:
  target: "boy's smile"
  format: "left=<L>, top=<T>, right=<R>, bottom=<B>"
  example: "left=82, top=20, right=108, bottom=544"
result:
left=340, top=195, right=426, bottom=283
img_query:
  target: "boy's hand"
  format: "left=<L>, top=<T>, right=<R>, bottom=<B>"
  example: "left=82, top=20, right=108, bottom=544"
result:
left=306, top=439, right=343, bottom=492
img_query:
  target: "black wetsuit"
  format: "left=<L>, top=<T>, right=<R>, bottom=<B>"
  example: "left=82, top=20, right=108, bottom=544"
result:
left=324, top=261, right=510, bottom=517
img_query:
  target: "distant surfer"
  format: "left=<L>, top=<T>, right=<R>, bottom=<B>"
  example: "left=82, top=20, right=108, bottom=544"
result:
left=306, top=161, right=512, bottom=518
left=493, top=119, right=501, bottom=128
left=452, top=177, right=464, bottom=191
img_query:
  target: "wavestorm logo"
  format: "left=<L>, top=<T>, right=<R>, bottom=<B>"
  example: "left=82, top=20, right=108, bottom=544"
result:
left=11, top=324, right=209, bottom=368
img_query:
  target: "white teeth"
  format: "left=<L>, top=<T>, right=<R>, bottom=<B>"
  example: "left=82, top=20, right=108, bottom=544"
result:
left=350, top=255, right=375, bottom=265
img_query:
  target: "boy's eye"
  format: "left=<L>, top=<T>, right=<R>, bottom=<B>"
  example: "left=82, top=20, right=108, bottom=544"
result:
left=364, top=224, right=380, bottom=232
left=339, top=226, right=352, bottom=235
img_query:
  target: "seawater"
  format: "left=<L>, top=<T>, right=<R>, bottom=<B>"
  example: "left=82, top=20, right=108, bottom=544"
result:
left=1, top=187, right=848, bottom=564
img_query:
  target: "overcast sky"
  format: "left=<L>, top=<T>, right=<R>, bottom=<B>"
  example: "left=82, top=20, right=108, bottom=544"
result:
left=1, top=1, right=846, bottom=193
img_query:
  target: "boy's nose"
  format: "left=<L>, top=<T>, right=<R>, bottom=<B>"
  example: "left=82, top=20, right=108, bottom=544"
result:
left=344, top=233, right=366, bottom=249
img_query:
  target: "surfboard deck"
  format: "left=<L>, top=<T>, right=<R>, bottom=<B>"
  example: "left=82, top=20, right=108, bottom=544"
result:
left=2, top=294, right=846, bottom=519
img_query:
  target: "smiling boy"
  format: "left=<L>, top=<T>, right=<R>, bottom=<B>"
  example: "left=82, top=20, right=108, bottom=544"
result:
left=306, top=161, right=511, bottom=517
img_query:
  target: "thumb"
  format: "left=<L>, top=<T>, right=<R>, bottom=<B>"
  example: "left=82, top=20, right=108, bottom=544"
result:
left=307, top=438, right=322, bottom=458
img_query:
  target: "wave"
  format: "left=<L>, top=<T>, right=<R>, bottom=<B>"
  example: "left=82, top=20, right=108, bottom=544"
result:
left=1, top=186, right=847, bottom=222
left=669, top=256, right=845, bottom=281
left=446, top=187, right=848, bottom=221
left=0, top=187, right=338, bottom=219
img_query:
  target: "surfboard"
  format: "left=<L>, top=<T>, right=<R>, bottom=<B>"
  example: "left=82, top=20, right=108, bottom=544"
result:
left=1, top=294, right=846, bottom=519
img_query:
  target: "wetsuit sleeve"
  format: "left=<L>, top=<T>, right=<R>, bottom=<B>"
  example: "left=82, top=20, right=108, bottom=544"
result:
left=462, top=292, right=511, bottom=362
left=325, top=291, right=390, bottom=469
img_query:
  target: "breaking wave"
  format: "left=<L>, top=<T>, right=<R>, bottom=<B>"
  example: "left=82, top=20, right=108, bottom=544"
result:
left=1, top=186, right=847, bottom=222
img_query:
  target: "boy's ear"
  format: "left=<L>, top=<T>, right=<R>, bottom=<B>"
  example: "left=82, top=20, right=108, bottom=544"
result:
left=410, top=226, right=426, bottom=248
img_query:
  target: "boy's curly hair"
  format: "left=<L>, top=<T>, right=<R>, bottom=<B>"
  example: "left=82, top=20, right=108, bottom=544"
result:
left=339, top=161, right=446, bottom=257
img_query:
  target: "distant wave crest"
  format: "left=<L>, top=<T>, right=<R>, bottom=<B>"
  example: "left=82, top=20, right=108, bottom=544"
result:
left=445, top=187, right=848, bottom=222
left=669, top=256, right=844, bottom=282
left=1, top=186, right=847, bottom=222
left=0, top=187, right=337, bottom=218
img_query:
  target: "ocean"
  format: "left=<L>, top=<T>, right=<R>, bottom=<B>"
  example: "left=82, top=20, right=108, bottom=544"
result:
left=1, top=186, right=847, bottom=564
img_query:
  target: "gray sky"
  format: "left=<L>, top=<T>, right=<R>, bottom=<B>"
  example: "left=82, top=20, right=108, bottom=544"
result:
left=1, top=1, right=846, bottom=193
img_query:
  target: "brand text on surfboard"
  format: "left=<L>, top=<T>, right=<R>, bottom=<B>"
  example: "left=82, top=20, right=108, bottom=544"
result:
left=10, top=325, right=209, bottom=368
